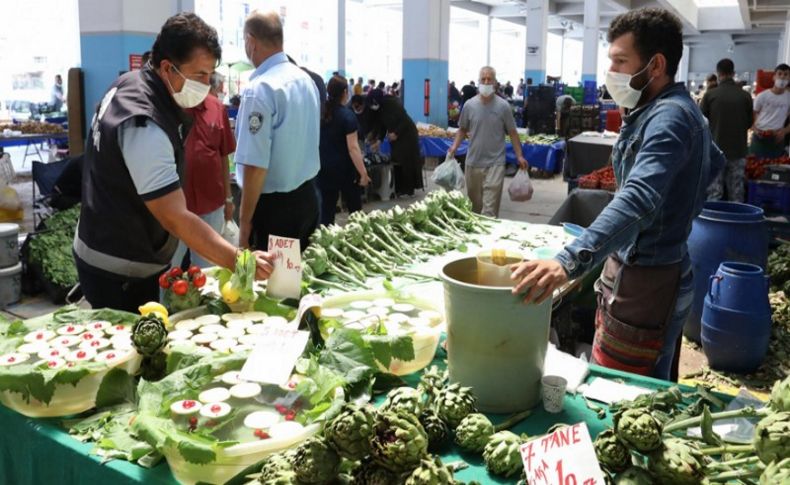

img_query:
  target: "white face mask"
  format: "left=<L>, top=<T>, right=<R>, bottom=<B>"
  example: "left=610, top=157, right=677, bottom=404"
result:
left=167, top=65, right=210, bottom=109
left=775, top=79, right=789, bottom=89
left=478, top=83, right=495, bottom=97
left=605, top=57, right=655, bottom=109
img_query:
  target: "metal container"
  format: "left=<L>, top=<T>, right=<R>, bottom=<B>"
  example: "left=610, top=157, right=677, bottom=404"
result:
left=0, top=223, right=19, bottom=268
left=0, top=262, right=21, bottom=307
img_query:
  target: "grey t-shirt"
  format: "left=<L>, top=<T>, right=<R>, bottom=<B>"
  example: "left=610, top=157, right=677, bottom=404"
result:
left=459, top=95, right=516, bottom=167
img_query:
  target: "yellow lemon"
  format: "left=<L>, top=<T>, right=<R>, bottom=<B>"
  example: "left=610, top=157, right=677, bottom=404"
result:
left=138, top=302, right=170, bottom=327
left=221, top=281, right=240, bottom=304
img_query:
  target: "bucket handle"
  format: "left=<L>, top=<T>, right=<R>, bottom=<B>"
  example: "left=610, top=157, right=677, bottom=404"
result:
left=708, top=275, right=723, bottom=302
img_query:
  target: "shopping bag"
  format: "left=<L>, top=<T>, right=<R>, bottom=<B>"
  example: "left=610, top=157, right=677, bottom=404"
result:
left=508, top=168, right=534, bottom=202
left=221, top=220, right=240, bottom=246
left=431, top=154, right=466, bottom=191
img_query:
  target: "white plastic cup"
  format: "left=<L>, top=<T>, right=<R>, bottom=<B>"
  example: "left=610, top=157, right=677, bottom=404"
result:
left=541, top=375, right=567, bottom=414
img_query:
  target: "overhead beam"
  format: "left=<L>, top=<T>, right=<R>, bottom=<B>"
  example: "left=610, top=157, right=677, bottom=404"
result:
left=448, top=0, right=490, bottom=17
left=489, top=4, right=525, bottom=18
left=655, top=0, right=699, bottom=34
left=751, top=10, right=789, bottom=25
left=737, top=0, right=751, bottom=30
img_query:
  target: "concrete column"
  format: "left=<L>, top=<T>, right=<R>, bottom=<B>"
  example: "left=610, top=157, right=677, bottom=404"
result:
left=781, top=18, right=790, bottom=64
left=581, top=0, right=599, bottom=83
left=402, top=0, right=450, bottom=126
left=679, top=44, right=690, bottom=84
left=524, top=0, right=547, bottom=84
left=78, top=0, right=176, bottom=123
left=483, top=16, right=492, bottom=66
left=337, top=0, right=346, bottom=75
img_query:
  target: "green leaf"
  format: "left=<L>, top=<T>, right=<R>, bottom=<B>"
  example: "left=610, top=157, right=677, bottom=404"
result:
left=700, top=405, right=722, bottom=446
left=364, top=333, right=415, bottom=368
left=318, top=328, right=377, bottom=386
left=95, top=368, right=136, bottom=408
left=216, top=268, right=233, bottom=289
left=253, top=294, right=297, bottom=319
left=177, top=435, right=218, bottom=464
left=4, top=320, right=28, bottom=337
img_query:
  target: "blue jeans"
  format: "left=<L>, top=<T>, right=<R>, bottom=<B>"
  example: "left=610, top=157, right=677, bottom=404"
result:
left=652, top=266, right=694, bottom=380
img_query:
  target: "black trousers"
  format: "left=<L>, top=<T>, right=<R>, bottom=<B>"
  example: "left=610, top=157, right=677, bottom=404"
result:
left=75, top=255, right=161, bottom=312
left=250, top=178, right=319, bottom=253
left=319, top=182, right=362, bottom=226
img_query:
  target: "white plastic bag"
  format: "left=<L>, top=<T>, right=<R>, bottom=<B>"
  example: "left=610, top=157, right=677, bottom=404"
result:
left=508, top=168, right=534, bottom=202
left=221, top=220, right=239, bottom=246
left=431, top=154, right=466, bottom=191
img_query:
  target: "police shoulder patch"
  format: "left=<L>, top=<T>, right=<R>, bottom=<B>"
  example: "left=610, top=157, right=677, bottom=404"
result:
left=248, top=112, right=263, bottom=134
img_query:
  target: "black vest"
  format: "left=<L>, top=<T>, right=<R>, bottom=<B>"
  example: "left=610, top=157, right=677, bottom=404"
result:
left=76, top=68, right=189, bottom=278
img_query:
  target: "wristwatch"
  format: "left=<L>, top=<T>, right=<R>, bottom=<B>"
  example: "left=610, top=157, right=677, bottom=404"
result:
left=225, top=196, right=233, bottom=203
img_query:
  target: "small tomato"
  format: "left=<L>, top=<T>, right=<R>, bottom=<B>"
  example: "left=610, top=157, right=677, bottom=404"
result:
left=172, top=280, right=189, bottom=296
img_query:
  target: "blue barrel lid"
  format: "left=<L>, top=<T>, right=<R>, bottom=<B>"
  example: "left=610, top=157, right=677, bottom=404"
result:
left=700, top=201, right=764, bottom=223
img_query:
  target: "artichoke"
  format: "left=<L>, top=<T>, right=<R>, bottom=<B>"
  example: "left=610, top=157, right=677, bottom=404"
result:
left=131, top=314, right=168, bottom=356
left=324, top=403, right=375, bottom=460
left=647, top=438, right=707, bottom=485
left=420, top=409, right=450, bottom=449
left=380, top=387, right=425, bottom=416
left=614, top=407, right=663, bottom=453
left=433, top=383, right=477, bottom=428
left=594, top=429, right=631, bottom=473
left=259, top=450, right=297, bottom=484
left=754, top=412, right=790, bottom=465
left=760, top=458, right=790, bottom=485
left=771, top=376, right=790, bottom=412
left=351, top=459, right=400, bottom=485
left=418, top=365, right=448, bottom=403
left=482, top=430, right=524, bottom=478
left=614, top=467, right=657, bottom=485
left=371, top=411, right=429, bottom=472
left=292, top=437, right=340, bottom=484
left=405, top=455, right=454, bottom=485
left=454, top=413, right=494, bottom=453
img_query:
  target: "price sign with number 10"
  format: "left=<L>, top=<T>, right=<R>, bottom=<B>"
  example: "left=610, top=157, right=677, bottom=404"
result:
left=520, top=422, right=607, bottom=485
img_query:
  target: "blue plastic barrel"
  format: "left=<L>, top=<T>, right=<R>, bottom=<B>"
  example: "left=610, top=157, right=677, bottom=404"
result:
left=701, top=262, right=771, bottom=373
left=684, top=201, right=768, bottom=342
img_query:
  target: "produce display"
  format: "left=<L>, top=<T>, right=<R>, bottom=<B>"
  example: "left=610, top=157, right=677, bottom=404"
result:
left=518, top=133, right=561, bottom=145
left=0, top=306, right=142, bottom=417
left=578, top=165, right=617, bottom=191
left=417, top=124, right=452, bottom=138
left=745, top=154, right=790, bottom=180
left=160, top=265, right=208, bottom=313
left=0, top=121, right=65, bottom=135
left=28, top=205, right=80, bottom=290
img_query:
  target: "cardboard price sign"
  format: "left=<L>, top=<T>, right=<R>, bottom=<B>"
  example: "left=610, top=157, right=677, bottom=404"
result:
left=520, top=422, right=606, bottom=485
left=266, top=235, right=302, bottom=300
left=239, top=322, right=310, bottom=386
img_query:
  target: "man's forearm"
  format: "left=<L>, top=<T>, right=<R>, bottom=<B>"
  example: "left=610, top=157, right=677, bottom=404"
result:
left=508, top=129, right=524, bottom=158
left=239, top=164, right=267, bottom=224
left=223, top=156, right=232, bottom=199
left=450, top=128, right=466, bottom=151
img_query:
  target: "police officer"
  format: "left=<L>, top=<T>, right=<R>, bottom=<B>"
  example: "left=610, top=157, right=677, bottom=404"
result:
left=236, top=10, right=321, bottom=252
left=75, top=13, right=273, bottom=312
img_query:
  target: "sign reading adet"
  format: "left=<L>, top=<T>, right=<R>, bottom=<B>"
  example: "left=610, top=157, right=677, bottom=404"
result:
left=266, top=235, right=302, bottom=300
left=520, top=422, right=606, bottom=485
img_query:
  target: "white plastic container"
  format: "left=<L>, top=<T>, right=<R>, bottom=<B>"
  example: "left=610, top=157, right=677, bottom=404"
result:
left=0, top=223, right=19, bottom=268
left=0, top=262, right=22, bottom=306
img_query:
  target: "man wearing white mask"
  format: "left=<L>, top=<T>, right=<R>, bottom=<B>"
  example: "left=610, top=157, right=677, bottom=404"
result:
left=751, top=64, right=790, bottom=158
left=448, top=66, right=528, bottom=217
left=75, top=13, right=274, bottom=311
left=510, top=8, right=725, bottom=382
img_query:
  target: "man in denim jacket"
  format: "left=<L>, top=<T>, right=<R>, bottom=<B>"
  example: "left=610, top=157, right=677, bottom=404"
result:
left=511, top=8, right=725, bottom=381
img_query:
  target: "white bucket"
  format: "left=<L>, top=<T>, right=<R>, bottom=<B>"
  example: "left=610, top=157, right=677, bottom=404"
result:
left=0, top=262, right=22, bottom=306
left=0, top=223, right=19, bottom=268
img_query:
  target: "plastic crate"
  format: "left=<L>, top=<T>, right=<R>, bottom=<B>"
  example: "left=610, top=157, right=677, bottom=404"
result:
left=747, top=180, right=790, bottom=213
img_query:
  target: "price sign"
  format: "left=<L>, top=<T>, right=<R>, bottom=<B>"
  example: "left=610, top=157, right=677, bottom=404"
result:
left=239, top=322, right=310, bottom=386
left=520, top=422, right=606, bottom=485
left=266, top=235, right=302, bottom=300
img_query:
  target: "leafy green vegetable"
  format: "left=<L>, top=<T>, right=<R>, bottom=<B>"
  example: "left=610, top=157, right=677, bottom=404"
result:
left=94, top=368, right=136, bottom=408
left=28, top=205, right=80, bottom=287
left=253, top=293, right=297, bottom=319
left=364, top=333, right=415, bottom=369
left=204, top=297, right=231, bottom=316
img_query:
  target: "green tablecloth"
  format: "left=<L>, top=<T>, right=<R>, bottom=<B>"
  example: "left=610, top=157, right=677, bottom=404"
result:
left=0, top=358, right=683, bottom=485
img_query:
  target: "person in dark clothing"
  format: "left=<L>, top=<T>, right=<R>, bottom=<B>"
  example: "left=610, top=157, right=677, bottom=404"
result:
left=318, top=76, right=371, bottom=225
left=286, top=54, right=326, bottom=104
left=365, top=90, right=422, bottom=196
left=701, top=58, right=753, bottom=202
left=503, top=81, right=514, bottom=98
left=461, top=81, right=477, bottom=104
left=448, top=81, right=462, bottom=104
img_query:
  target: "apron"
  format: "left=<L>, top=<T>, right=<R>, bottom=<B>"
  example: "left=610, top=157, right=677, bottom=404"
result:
left=591, top=256, right=681, bottom=377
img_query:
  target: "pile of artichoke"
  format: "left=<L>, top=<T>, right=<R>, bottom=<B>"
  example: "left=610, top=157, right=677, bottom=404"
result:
left=130, top=314, right=168, bottom=381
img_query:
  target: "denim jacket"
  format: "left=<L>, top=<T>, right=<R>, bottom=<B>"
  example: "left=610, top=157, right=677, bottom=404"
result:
left=555, top=82, right=725, bottom=279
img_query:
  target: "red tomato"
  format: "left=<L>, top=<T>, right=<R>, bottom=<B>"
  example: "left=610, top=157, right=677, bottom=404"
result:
left=169, top=267, right=183, bottom=278
left=158, top=273, right=171, bottom=289
left=172, top=280, right=189, bottom=296
left=193, top=273, right=207, bottom=288
left=187, top=265, right=201, bottom=277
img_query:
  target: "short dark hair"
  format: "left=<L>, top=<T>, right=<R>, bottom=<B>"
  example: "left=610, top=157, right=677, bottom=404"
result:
left=607, top=8, right=683, bottom=77
left=716, top=59, right=734, bottom=76
left=776, top=64, right=790, bottom=73
left=151, top=13, right=221, bottom=68
left=245, top=11, right=283, bottom=47
left=706, top=74, right=718, bottom=83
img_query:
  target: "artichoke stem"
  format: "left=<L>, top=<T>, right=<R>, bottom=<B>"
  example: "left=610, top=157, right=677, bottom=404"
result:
left=707, top=467, right=764, bottom=482
left=699, top=443, right=754, bottom=456
left=663, top=407, right=768, bottom=433
left=493, top=409, right=534, bottom=432
left=707, top=456, right=761, bottom=469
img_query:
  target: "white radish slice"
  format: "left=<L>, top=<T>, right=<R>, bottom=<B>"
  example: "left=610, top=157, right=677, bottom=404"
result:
left=56, top=324, right=84, bottom=336
left=50, top=335, right=81, bottom=348
left=37, top=347, right=66, bottom=360
left=264, top=316, right=289, bottom=326
left=406, top=317, right=432, bottom=328
left=199, top=324, right=226, bottom=334
left=226, top=319, right=253, bottom=331
left=345, top=321, right=369, bottom=330
left=80, top=338, right=110, bottom=350
left=342, top=310, right=366, bottom=321
left=200, top=402, right=231, bottom=418
left=194, top=346, right=213, bottom=356
left=372, top=298, right=395, bottom=307
left=269, top=421, right=305, bottom=439
left=391, top=303, right=415, bottom=313
left=320, top=308, right=344, bottom=319
left=0, top=353, right=29, bottom=366
left=241, top=312, right=268, bottom=321
left=105, top=324, right=131, bottom=335
left=220, top=371, right=243, bottom=386
left=418, top=310, right=442, bottom=324
left=231, top=344, right=253, bottom=353
left=217, top=327, right=245, bottom=340
left=79, top=331, right=101, bottom=342
left=18, top=342, right=48, bottom=354
left=196, top=315, right=222, bottom=326
left=238, top=334, right=263, bottom=346
left=230, top=382, right=262, bottom=399
left=40, top=358, right=65, bottom=369
left=87, top=321, right=111, bottom=332
left=243, top=410, right=280, bottom=429
left=95, top=349, right=131, bottom=364
left=220, top=313, right=246, bottom=322
left=384, top=322, right=404, bottom=335
left=24, top=330, right=55, bottom=343
left=191, top=333, right=218, bottom=345
left=387, top=313, right=410, bottom=324
left=110, top=335, right=133, bottom=350
left=170, top=399, right=202, bottom=415
left=246, top=324, right=268, bottom=335
left=367, top=307, right=390, bottom=317
left=199, top=387, right=231, bottom=403
left=65, top=348, right=97, bottom=362
left=350, top=300, right=373, bottom=310
left=168, top=330, right=194, bottom=341
left=175, top=319, right=202, bottom=332
left=209, top=339, right=237, bottom=352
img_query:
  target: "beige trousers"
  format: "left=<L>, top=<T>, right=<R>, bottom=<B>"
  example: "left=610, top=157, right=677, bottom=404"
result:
left=465, top=163, right=506, bottom=217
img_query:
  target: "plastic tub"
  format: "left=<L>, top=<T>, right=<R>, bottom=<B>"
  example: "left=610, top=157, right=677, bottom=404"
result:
left=0, top=262, right=21, bottom=306
left=0, top=223, right=19, bottom=268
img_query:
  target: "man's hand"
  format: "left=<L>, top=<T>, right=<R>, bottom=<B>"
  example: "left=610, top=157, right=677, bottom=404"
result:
left=252, top=250, right=274, bottom=280
left=517, top=155, right=529, bottom=170
left=510, top=259, right=569, bottom=304
left=387, top=131, right=398, bottom=142
left=370, top=140, right=381, bottom=153
left=224, top=200, right=235, bottom=221
left=358, top=172, right=372, bottom=187
left=447, top=147, right=456, bottom=158
left=239, top=220, right=252, bottom=249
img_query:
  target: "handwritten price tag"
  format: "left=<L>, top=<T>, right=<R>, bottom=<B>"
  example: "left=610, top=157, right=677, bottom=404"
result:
left=520, top=422, right=606, bottom=485
left=267, top=235, right=302, bottom=300
left=240, top=322, right=310, bottom=386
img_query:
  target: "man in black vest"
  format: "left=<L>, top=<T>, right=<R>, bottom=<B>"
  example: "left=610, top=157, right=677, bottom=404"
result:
left=75, top=13, right=273, bottom=312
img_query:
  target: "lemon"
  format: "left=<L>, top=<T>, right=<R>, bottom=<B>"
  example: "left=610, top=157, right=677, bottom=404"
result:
left=138, top=301, right=170, bottom=327
left=221, top=281, right=240, bottom=304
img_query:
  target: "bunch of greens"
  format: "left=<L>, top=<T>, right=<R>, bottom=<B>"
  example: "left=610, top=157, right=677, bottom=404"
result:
left=28, top=205, right=80, bottom=288
left=215, top=249, right=257, bottom=307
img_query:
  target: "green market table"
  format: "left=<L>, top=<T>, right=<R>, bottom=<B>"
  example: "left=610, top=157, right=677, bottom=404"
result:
left=0, top=358, right=694, bottom=485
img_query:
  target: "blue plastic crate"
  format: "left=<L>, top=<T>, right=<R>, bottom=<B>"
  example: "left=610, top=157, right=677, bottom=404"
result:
left=747, top=180, right=790, bottom=213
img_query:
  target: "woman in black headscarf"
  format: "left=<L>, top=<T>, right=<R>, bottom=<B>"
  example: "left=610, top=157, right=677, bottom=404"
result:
left=366, top=91, right=422, bottom=196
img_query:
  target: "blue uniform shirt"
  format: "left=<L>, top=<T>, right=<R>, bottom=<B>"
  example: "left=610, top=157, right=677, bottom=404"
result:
left=234, top=52, right=320, bottom=194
